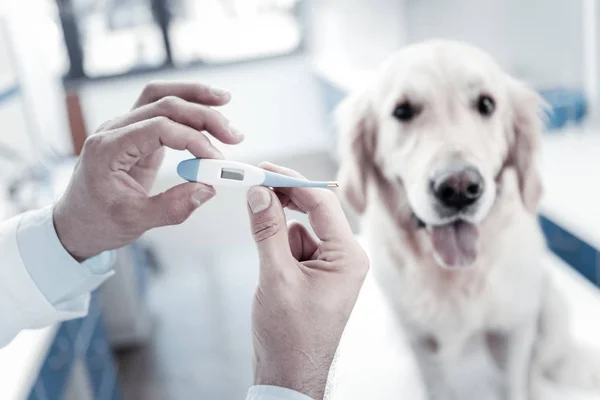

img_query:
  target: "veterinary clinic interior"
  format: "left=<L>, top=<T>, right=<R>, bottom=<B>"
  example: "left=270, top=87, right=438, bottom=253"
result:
left=0, top=0, right=599, bottom=399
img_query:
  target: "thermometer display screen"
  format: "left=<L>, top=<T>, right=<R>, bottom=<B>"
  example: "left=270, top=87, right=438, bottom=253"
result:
left=221, top=168, right=245, bottom=181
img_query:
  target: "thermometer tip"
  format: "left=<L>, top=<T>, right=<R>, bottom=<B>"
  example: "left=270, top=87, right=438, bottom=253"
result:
left=327, top=182, right=339, bottom=188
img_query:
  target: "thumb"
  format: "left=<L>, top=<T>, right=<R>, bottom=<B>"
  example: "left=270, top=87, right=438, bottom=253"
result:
left=145, top=182, right=215, bottom=228
left=247, top=186, right=292, bottom=268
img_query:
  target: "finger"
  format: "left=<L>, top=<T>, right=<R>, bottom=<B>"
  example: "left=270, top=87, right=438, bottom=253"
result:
left=260, top=161, right=307, bottom=179
left=142, top=182, right=216, bottom=228
left=246, top=186, right=294, bottom=270
left=265, top=164, right=307, bottom=213
left=273, top=191, right=303, bottom=212
left=287, top=220, right=319, bottom=261
left=108, top=117, right=224, bottom=171
left=260, top=162, right=353, bottom=242
left=108, top=96, right=243, bottom=144
left=127, top=148, right=165, bottom=190
left=133, top=81, right=231, bottom=109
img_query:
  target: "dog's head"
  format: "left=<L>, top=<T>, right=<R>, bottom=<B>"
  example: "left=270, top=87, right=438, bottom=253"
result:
left=337, top=40, right=544, bottom=268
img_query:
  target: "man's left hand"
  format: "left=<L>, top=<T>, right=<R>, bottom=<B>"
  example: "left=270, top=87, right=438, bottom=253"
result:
left=53, top=81, right=243, bottom=261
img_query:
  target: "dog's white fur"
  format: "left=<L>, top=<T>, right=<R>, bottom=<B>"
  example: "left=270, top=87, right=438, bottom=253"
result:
left=333, top=40, right=600, bottom=400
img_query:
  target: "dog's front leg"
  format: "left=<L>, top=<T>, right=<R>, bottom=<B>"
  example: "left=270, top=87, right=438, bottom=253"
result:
left=504, top=320, right=537, bottom=400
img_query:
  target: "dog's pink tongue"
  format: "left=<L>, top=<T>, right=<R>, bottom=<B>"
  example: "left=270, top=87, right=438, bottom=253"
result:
left=430, top=221, right=479, bottom=267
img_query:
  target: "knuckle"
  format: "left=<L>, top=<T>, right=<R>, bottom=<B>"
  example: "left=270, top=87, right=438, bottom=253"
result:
left=188, top=82, right=209, bottom=99
left=252, top=218, right=281, bottom=243
left=351, top=246, right=370, bottom=278
left=206, top=106, right=222, bottom=119
left=194, top=82, right=209, bottom=91
left=142, top=80, right=163, bottom=98
left=165, top=212, right=187, bottom=226
left=95, top=118, right=115, bottom=133
left=149, top=115, right=171, bottom=130
left=287, top=219, right=301, bottom=230
left=211, top=109, right=229, bottom=128
left=195, top=104, right=212, bottom=120
left=155, top=95, right=182, bottom=114
left=165, top=214, right=186, bottom=226
left=81, top=133, right=105, bottom=155
left=311, top=190, right=338, bottom=214
left=164, top=202, right=194, bottom=226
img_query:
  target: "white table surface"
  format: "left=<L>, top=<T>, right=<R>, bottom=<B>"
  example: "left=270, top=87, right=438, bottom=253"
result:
left=329, top=249, right=600, bottom=400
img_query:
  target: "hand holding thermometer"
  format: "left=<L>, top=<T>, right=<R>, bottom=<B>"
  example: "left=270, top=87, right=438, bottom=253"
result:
left=177, top=158, right=339, bottom=188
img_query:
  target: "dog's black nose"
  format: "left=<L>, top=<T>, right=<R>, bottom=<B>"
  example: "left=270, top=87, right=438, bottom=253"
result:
left=432, top=167, right=484, bottom=209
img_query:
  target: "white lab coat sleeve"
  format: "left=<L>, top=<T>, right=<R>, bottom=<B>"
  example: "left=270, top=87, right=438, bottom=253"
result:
left=0, top=207, right=114, bottom=348
left=245, top=386, right=314, bottom=400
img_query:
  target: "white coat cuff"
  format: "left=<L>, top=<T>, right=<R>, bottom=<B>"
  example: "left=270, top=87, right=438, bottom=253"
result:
left=16, top=205, right=115, bottom=305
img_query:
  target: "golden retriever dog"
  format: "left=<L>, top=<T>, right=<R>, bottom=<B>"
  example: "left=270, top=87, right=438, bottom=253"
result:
left=332, top=40, right=600, bottom=400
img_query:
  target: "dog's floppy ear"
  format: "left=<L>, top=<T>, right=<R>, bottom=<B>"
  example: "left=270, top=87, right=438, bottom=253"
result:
left=508, top=79, right=545, bottom=213
left=335, top=89, right=378, bottom=214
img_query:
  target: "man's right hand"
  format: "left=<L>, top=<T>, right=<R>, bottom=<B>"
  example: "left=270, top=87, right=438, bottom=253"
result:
left=246, top=162, right=370, bottom=400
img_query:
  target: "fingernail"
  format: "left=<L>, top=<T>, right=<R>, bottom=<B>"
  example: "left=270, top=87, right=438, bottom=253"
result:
left=210, top=87, right=230, bottom=97
left=192, top=188, right=215, bottom=207
left=228, top=122, right=245, bottom=140
left=248, top=187, right=271, bottom=214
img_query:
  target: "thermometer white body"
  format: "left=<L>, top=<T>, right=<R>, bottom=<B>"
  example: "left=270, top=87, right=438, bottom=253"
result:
left=177, top=158, right=338, bottom=188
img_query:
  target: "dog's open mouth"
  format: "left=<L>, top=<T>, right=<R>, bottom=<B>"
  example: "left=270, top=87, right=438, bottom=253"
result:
left=414, top=215, right=479, bottom=268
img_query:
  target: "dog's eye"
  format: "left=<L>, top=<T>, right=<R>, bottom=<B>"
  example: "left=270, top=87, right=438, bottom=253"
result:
left=476, top=95, right=495, bottom=116
left=393, top=102, right=418, bottom=122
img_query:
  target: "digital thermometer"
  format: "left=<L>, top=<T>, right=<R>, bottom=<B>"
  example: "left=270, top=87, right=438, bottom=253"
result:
left=177, top=158, right=339, bottom=188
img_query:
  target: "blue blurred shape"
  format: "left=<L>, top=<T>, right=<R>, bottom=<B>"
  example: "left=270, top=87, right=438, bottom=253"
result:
left=538, top=88, right=587, bottom=131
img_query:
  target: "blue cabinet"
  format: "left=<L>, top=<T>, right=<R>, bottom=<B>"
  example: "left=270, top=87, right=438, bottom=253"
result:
left=540, top=215, right=599, bottom=287
left=37, top=323, right=76, bottom=398
left=0, top=85, right=19, bottom=104
left=86, top=317, right=118, bottom=399
left=28, top=293, right=122, bottom=400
